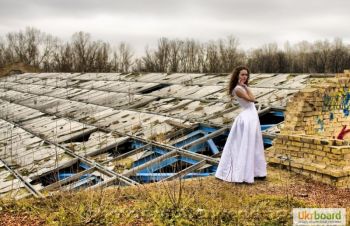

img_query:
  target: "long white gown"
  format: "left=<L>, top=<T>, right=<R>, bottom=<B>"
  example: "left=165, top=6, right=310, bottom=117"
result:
left=215, top=85, right=267, bottom=183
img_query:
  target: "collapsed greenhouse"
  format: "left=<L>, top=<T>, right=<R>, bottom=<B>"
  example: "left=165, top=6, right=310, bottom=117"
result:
left=1, top=70, right=348, bottom=199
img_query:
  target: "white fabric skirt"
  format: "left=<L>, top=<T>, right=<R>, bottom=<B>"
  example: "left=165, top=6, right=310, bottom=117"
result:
left=215, top=108, right=267, bottom=183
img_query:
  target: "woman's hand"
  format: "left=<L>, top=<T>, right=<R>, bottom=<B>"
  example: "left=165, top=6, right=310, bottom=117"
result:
left=238, top=78, right=244, bottom=86
left=238, top=78, right=247, bottom=89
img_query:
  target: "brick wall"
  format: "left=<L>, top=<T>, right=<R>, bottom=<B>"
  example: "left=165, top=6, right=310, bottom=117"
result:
left=268, top=70, right=350, bottom=188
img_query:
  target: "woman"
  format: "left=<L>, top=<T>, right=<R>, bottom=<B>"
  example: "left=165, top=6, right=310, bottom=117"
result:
left=215, top=66, right=267, bottom=183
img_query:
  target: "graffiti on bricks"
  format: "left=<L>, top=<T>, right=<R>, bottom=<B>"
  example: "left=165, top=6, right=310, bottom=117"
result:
left=322, top=87, right=350, bottom=118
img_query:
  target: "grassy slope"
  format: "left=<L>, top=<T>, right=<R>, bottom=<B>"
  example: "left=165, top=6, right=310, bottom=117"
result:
left=0, top=166, right=349, bottom=225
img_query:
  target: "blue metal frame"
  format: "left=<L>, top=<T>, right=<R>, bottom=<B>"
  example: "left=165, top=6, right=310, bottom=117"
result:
left=127, top=125, right=253, bottom=183
left=263, top=137, right=273, bottom=145
left=133, top=152, right=161, bottom=167
left=187, top=142, right=206, bottom=153
left=173, top=128, right=221, bottom=155
left=178, top=156, right=200, bottom=165
left=79, top=162, right=90, bottom=170
left=69, top=176, right=101, bottom=190
left=139, top=157, right=178, bottom=173
left=139, top=156, right=206, bottom=173
left=206, top=139, right=219, bottom=154
left=57, top=172, right=101, bottom=189
left=131, top=140, right=147, bottom=149
left=133, top=172, right=214, bottom=183
left=270, top=111, right=284, bottom=117
left=261, top=124, right=276, bottom=131
left=260, top=110, right=284, bottom=145
left=198, top=124, right=219, bottom=133
left=58, top=162, right=91, bottom=180
left=174, top=130, right=205, bottom=148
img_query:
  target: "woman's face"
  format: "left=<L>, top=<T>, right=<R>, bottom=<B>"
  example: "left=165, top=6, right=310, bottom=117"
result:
left=239, top=69, right=248, bottom=83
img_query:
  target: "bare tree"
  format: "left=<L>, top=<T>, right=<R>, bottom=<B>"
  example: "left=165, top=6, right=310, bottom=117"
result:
left=328, top=38, right=350, bottom=73
left=3, top=27, right=57, bottom=69
left=71, top=31, right=91, bottom=72
left=132, top=58, right=143, bottom=72
left=294, top=41, right=312, bottom=73
left=0, top=37, right=6, bottom=67
left=309, top=40, right=331, bottom=73
left=93, top=42, right=111, bottom=72
left=155, top=37, right=170, bottom=72
left=142, top=46, right=157, bottom=72
left=168, top=39, right=183, bottom=73
left=2, top=27, right=350, bottom=74
left=205, top=40, right=220, bottom=73
left=118, top=42, right=133, bottom=73
left=53, top=42, right=74, bottom=72
left=218, top=36, right=240, bottom=72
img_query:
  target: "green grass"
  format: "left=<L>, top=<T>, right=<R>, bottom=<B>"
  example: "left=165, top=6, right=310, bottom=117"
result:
left=0, top=166, right=349, bottom=225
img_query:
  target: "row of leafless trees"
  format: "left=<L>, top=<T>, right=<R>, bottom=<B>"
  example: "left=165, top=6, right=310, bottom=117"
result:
left=1, top=27, right=350, bottom=73
left=0, top=27, right=133, bottom=73
left=247, top=39, right=350, bottom=73
left=135, top=36, right=245, bottom=73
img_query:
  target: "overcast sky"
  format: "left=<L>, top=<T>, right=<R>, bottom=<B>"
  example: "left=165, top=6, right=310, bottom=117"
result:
left=0, top=0, right=349, bottom=55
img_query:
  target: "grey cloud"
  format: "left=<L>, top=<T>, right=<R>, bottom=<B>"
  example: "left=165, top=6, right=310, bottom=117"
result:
left=0, top=0, right=349, bottom=53
left=0, top=0, right=188, bottom=20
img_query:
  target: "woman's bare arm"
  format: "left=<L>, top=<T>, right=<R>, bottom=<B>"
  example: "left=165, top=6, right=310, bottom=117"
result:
left=244, top=86, right=256, bottom=100
left=235, top=86, right=256, bottom=102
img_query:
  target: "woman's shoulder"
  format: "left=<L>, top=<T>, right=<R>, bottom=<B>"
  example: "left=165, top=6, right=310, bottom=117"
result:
left=234, top=85, right=243, bottom=90
left=234, top=85, right=245, bottom=92
left=233, top=85, right=248, bottom=97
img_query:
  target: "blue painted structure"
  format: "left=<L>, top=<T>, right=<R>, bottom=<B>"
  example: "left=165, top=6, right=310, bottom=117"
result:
left=57, top=161, right=101, bottom=189
left=51, top=111, right=285, bottom=185
left=132, top=172, right=214, bottom=183
left=259, top=110, right=285, bottom=146
left=130, top=125, right=221, bottom=183
left=58, top=162, right=91, bottom=180
left=173, top=127, right=220, bottom=155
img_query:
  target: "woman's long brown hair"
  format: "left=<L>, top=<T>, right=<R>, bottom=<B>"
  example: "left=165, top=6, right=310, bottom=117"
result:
left=228, top=66, right=250, bottom=96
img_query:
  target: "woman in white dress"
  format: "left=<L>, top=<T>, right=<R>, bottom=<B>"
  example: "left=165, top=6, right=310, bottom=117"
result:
left=215, top=66, right=267, bottom=183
